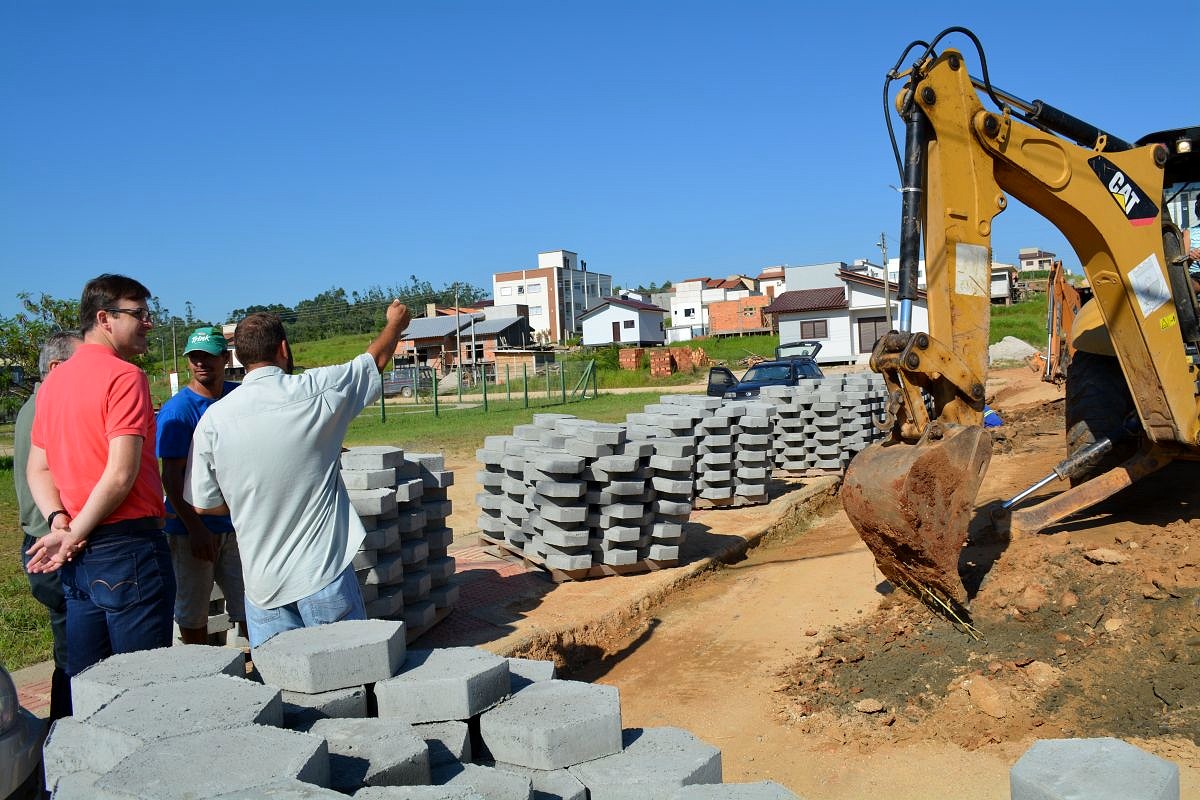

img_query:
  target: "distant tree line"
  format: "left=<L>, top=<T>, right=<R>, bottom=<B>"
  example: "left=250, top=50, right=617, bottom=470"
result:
left=0, top=277, right=487, bottom=416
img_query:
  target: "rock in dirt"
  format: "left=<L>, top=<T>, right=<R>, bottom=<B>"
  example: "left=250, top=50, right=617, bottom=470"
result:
left=854, top=698, right=885, bottom=714
left=966, top=678, right=1008, bottom=718
left=1015, top=584, right=1048, bottom=614
left=988, top=336, right=1038, bottom=364
left=1058, top=590, right=1079, bottom=611
left=1084, top=548, right=1127, bottom=565
left=1021, top=660, right=1062, bottom=688
left=1103, top=618, right=1125, bottom=633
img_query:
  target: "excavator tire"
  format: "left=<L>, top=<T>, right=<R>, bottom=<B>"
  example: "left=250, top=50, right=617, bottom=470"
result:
left=1064, top=351, right=1137, bottom=484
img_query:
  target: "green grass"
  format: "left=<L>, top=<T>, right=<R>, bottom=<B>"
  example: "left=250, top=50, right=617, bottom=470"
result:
left=669, top=335, right=778, bottom=365
left=291, top=333, right=375, bottom=370
left=0, top=464, right=55, bottom=672
left=347, top=391, right=669, bottom=459
left=991, top=294, right=1047, bottom=347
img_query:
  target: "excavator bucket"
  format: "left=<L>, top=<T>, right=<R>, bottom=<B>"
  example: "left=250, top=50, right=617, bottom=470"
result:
left=841, top=424, right=992, bottom=604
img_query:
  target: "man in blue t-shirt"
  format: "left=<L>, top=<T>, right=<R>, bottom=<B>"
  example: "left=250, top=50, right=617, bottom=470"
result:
left=157, top=326, right=247, bottom=645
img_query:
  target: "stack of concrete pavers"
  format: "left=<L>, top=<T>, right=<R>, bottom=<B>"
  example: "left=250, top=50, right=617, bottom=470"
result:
left=1010, top=737, right=1179, bottom=800
left=836, top=373, right=887, bottom=469
left=586, top=449, right=651, bottom=566
left=46, top=621, right=804, bottom=800
left=529, top=450, right=591, bottom=570
left=342, top=446, right=459, bottom=636
left=475, top=435, right=509, bottom=546
left=695, top=406, right=738, bottom=505
left=343, top=446, right=407, bottom=621
left=731, top=400, right=776, bottom=505
left=406, top=452, right=460, bottom=619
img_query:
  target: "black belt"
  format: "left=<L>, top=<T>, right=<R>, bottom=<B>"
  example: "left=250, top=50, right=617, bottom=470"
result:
left=90, top=517, right=166, bottom=537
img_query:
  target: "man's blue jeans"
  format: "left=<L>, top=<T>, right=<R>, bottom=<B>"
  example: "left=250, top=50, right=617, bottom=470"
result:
left=60, top=530, right=175, bottom=676
left=244, top=565, right=366, bottom=648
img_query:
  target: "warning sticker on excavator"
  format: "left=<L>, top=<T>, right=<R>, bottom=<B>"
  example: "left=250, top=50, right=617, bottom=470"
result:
left=954, top=243, right=989, bottom=297
left=1129, top=253, right=1171, bottom=318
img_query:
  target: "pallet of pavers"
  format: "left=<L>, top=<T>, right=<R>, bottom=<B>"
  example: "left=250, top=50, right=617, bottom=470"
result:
left=342, top=445, right=458, bottom=642
left=474, top=413, right=688, bottom=582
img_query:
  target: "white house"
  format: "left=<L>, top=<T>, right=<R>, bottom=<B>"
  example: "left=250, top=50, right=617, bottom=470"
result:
left=764, top=269, right=930, bottom=365
left=668, top=275, right=757, bottom=341
left=580, top=297, right=666, bottom=347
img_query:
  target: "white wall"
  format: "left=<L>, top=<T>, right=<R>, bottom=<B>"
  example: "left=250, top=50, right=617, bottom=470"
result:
left=581, top=305, right=665, bottom=346
left=670, top=280, right=705, bottom=329
left=777, top=310, right=852, bottom=364
left=784, top=262, right=846, bottom=291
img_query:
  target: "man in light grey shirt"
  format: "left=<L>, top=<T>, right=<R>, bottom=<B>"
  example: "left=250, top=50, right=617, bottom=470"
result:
left=185, top=301, right=410, bottom=646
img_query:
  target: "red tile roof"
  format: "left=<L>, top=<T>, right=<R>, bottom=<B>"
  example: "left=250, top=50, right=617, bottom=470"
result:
left=763, top=287, right=847, bottom=314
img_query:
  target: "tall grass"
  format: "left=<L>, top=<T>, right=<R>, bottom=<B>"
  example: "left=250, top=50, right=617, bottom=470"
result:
left=991, top=294, right=1047, bottom=347
left=0, top=466, right=54, bottom=672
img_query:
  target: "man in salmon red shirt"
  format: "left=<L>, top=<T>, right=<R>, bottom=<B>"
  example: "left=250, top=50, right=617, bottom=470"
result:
left=25, top=274, right=176, bottom=675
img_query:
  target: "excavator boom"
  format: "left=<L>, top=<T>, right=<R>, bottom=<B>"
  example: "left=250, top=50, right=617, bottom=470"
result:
left=844, top=29, right=1200, bottom=607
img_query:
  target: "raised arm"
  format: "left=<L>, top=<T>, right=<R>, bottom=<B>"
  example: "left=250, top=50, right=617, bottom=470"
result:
left=366, top=300, right=411, bottom=372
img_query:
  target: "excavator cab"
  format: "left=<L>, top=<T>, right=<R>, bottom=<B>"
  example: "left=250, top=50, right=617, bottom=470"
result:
left=842, top=29, right=1200, bottom=616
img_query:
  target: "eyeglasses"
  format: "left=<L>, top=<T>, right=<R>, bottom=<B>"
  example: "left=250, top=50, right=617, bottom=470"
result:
left=105, top=307, right=153, bottom=323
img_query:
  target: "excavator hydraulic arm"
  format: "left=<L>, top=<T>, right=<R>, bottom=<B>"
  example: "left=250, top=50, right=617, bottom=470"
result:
left=843, top=34, right=1200, bottom=610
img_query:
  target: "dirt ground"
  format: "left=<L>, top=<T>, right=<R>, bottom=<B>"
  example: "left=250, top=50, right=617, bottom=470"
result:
left=504, top=366, right=1199, bottom=799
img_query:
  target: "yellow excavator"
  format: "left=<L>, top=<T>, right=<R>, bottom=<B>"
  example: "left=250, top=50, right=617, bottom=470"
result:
left=841, top=27, right=1200, bottom=615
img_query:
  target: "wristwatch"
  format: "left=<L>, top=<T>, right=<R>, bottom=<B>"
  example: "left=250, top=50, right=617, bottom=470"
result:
left=46, top=510, right=69, bottom=527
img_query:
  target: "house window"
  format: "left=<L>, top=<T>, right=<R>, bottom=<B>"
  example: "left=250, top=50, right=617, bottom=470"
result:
left=683, top=308, right=695, bottom=318
left=500, top=287, right=512, bottom=296
left=800, top=320, right=828, bottom=339
left=742, top=307, right=756, bottom=317
left=529, top=284, right=541, bottom=293
left=623, top=320, right=634, bottom=329
left=517, top=286, right=525, bottom=295
left=530, top=306, right=543, bottom=316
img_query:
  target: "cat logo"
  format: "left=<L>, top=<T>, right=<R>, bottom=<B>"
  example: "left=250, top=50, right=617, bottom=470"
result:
left=1088, top=155, right=1158, bottom=227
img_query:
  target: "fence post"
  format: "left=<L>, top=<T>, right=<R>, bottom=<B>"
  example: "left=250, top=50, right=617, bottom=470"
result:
left=559, top=364, right=566, bottom=404
left=380, top=392, right=386, bottom=422
left=522, top=364, right=529, bottom=409
left=505, top=364, right=511, bottom=401
left=433, top=373, right=440, bottom=417
left=545, top=365, right=551, bottom=400
left=592, top=360, right=598, bottom=396
left=482, top=366, right=488, bottom=412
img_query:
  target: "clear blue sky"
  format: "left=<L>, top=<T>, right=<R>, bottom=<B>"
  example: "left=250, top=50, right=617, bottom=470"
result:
left=1, top=1, right=1192, bottom=324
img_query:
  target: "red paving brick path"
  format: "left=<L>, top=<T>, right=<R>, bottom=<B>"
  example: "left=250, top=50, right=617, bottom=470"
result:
left=16, top=544, right=539, bottom=717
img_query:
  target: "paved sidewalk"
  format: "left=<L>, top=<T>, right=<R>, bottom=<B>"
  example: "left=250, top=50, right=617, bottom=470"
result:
left=15, top=474, right=840, bottom=717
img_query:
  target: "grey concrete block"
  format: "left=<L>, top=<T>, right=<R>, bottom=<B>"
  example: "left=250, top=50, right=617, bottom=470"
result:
left=397, top=479, right=426, bottom=503
left=480, top=680, right=621, bottom=770
left=363, top=523, right=402, bottom=551
left=493, top=763, right=587, bottom=800
left=1010, top=737, right=1180, bottom=800
left=310, top=718, right=431, bottom=790
left=507, top=658, right=557, bottom=692
left=367, top=590, right=404, bottom=620
left=354, top=787, right=486, bottom=800
left=282, top=685, right=369, bottom=728
left=49, top=770, right=139, bottom=799
left=351, top=488, right=399, bottom=517
left=95, top=724, right=330, bottom=798
left=86, top=674, right=281, bottom=740
left=404, top=600, right=438, bottom=631
left=377, top=648, right=509, bottom=722
left=535, top=479, right=587, bottom=499
left=429, top=583, right=460, bottom=609
left=396, top=509, right=429, bottom=534
left=564, top=439, right=614, bottom=458
left=253, top=619, right=406, bottom=693
left=598, top=549, right=640, bottom=566
left=401, top=540, right=431, bottom=566
left=568, top=727, right=722, bottom=800
left=43, top=718, right=141, bottom=791
left=543, top=552, right=592, bottom=571
left=577, top=424, right=626, bottom=445
left=213, top=780, right=349, bottom=798
left=413, top=720, right=472, bottom=766
left=343, top=446, right=405, bottom=471
left=427, top=556, right=456, bottom=583
left=343, top=468, right=398, bottom=490
left=647, top=544, right=680, bottom=561
left=71, top=644, right=244, bottom=719
left=403, top=570, right=432, bottom=602
left=668, top=782, right=800, bottom=800
left=433, top=763, right=533, bottom=800
left=364, top=553, right=406, bottom=585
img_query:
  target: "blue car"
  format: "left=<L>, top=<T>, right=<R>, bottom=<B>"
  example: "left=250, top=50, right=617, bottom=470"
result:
left=707, top=341, right=824, bottom=399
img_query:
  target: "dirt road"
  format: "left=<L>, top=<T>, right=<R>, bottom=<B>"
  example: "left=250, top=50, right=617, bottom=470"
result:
left=557, top=368, right=1199, bottom=798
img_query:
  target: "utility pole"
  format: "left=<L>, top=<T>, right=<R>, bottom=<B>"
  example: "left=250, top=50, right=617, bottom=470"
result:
left=455, top=289, right=463, bottom=401
left=877, top=233, right=892, bottom=327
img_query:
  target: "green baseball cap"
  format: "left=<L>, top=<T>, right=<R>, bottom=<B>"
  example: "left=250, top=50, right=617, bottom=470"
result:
left=183, top=326, right=227, bottom=356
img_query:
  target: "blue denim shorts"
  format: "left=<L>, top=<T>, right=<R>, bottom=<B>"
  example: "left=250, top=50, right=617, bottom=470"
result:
left=244, top=564, right=366, bottom=648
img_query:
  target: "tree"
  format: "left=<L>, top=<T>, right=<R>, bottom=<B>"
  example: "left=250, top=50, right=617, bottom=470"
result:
left=0, top=293, right=79, bottom=415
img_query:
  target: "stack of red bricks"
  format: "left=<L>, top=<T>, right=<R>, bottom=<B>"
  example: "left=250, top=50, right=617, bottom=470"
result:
left=692, top=347, right=710, bottom=368
left=649, top=349, right=675, bottom=377
left=618, top=348, right=645, bottom=370
left=670, top=348, right=694, bottom=373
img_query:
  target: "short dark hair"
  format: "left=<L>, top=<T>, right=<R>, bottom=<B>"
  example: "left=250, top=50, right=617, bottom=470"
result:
left=39, top=331, right=83, bottom=378
left=234, top=313, right=288, bottom=365
left=80, top=274, right=151, bottom=334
